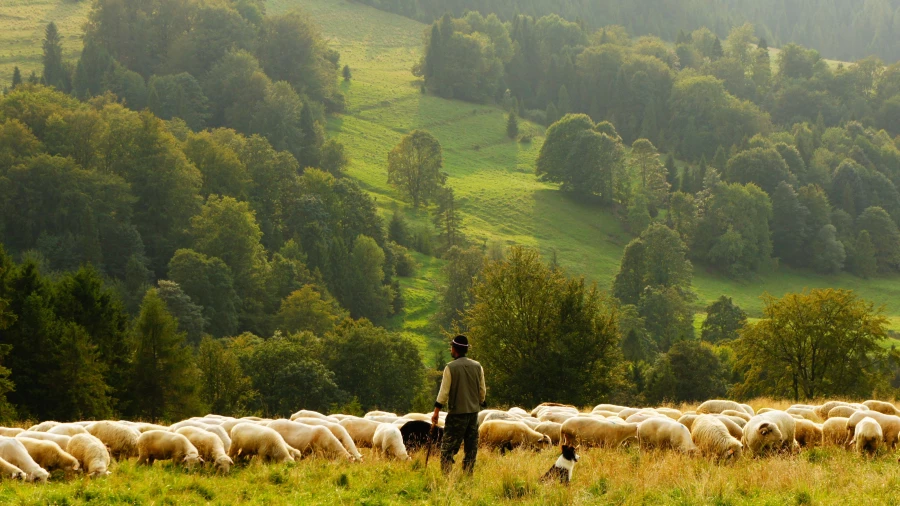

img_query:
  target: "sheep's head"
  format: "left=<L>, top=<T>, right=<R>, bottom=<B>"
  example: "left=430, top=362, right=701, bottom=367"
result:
left=215, top=455, right=233, bottom=474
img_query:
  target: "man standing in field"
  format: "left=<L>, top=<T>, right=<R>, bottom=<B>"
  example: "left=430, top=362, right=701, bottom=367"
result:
left=432, top=335, right=486, bottom=474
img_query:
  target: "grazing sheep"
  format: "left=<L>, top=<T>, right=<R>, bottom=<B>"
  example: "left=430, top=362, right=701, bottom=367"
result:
left=137, top=431, right=202, bottom=468
left=373, top=423, right=410, bottom=460
left=677, top=414, right=699, bottom=431
left=339, top=418, right=381, bottom=448
left=654, top=408, right=683, bottom=421
left=815, top=401, right=854, bottom=420
left=711, top=415, right=745, bottom=440
left=229, top=423, right=295, bottom=464
left=625, top=412, right=664, bottom=424
left=742, top=411, right=796, bottom=456
left=16, top=432, right=71, bottom=450
left=47, top=424, right=88, bottom=437
left=508, top=407, right=529, bottom=417
left=175, top=427, right=233, bottom=473
left=823, top=417, right=850, bottom=446
left=756, top=408, right=776, bottom=414
left=534, top=422, right=563, bottom=445
left=539, top=411, right=577, bottom=424
left=133, top=423, right=170, bottom=433
left=204, top=425, right=232, bottom=453
left=592, top=404, right=628, bottom=414
left=479, top=410, right=520, bottom=425
left=17, top=438, right=79, bottom=474
left=863, top=400, right=900, bottom=416
left=721, top=410, right=751, bottom=422
left=638, top=417, right=698, bottom=454
left=0, top=456, right=25, bottom=480
left=0, top=437, right=50, bottom=482
left=366, top=416, right=400, bottom=424
left=169, top=420, right=213, bottom=432
left=86, top=421, right=140, bottom=460
left=690, top=415, right=742, bottom=461
left=364, top=411, right=398, bottom=419
left=0, top=428, right=24, bottom=437
left=560, top=418, right=637, bottom=449
left=697, top=400, right=746, bottom=415
left=739, top=404, right=755, bottom=416
left=290, top=410, right=338, bottom=423
left=480, top=420, right=551, bottom=452
left=828, top=406, right=859, bottom=419
left=851, top=417, right=883, bottom=455
left=27, top=421, right=60, bottom=432
left=719, top=415, right=747, bottom=428
left=292, top=418, right=363, bottom=460
left=616, top=408, right=642, bottom=420
left=531, top=403, right=578, bottom=418
left=785, top=408, right=822, bottom=423
left=794, top=419, right=823, bottom=448
left=847, top=411, right=900, bottom=448
left=268, top=420, right=350, bottom=461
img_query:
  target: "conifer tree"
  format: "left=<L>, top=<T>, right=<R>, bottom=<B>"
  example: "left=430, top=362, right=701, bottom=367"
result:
left=10, top=67, right=21, bottom=89
left=342, top=65, right=352, bottom=81
left=42, top=22, right=69, bottom=91
left=506, top=111, right=519, bottom=139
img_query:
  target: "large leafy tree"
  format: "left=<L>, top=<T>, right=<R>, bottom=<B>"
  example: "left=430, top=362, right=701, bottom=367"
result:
left=700, top=296, right=747, bottom=343
left=387, top=130, right=446, bottom=208
left=735, top=289, right=887, bottom=400
left=612, top=223, right=692, bottom=305
left=465, top=247, right=626, bottom=406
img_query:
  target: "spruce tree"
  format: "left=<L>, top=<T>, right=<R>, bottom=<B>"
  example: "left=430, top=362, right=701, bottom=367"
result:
left=852, top=230, right=878, bottom=278
left=10, top=67, right=21, bottom=89
left=42, top=22, right=68, bottom=91
left=665, top=153, right=678, bottom=191
left=711, top=36, right=724, bottom=60
left=342, top=65, right=352, bottom=81
left=506, top=111, right=519, bottom=139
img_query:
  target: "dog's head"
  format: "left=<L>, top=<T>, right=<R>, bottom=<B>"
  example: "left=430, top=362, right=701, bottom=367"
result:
left=561, top=444, right=579, bottom=462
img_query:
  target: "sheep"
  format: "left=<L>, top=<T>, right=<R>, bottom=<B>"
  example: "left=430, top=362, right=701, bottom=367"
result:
left=592, top=404, right=628, bottom=414
left=531, top=403, right=578, bottom=417
left=822, top=417, right=851, bottom=446
left=364, top=411, right=398, bottom=419
left=16, top=432, right=71, bottom=450
left=742, top=411, right=796, bottom=456
left=677, top=414, right=699, bottom=431
left=480, top=420, right=552, bottom=452
left=625, top=411, right=665, bottom=424
left=697, top=400, right=746, bottom=415
left=229, top=423, right=296, bottom=464
left=756, top=408, right=776, bottom=414
left=290, top=410, right=338, bottom=423
left=479, top=410, right=520, bottom=425
left=654, top=408, right=683, bottom=421
left=534, top=422, right=563, bottom=445
left=169, top=420, right=213, bottom=432
left=17, top=438, right=80, bottom=474
left=690, top=415, right=742, bottom=461
left=637, top=417, right=698, bottom=454
left=794, top=419, right=823, bottom=448
left=132, top=423, right=170, bottom=433
left=850, top=417, right=883, bottom=455
left=0, top=428, right=24, bottom=437
left=739, top=404, right=755, bottom=416
left=268, top=419, right=350, bottom=461
left=560, top=418, right=637, bottom=449
left=591, top=410, right=621, bottom=418
left=366, top=415, right=400, bottom=424
left=828, top=406, right=859, bottom=419
left=0, top=456, right=25, bottom=480
left=86, top=421, right=140, bottom=460
left=538, top=411, right=577, bottom=424
left=373, top=423, right=410, bottom=460
left=401, top=413, right=433, bottom=423
left=0, top=437, right=50, bottom=482
left=847, top=411, right=900, bottom=448
left=711, top=415, right=745, bottom=440
left=508, top=407, right=529, bottom=417
left=204, top=425, right=232, bottom=453
left=47, top=424, right=89, bottom=437
left=339, top=417, right=381, bottom=448
left=291, top=418, right=362, bottom=461
left=815, top=401, right=855, bottom=420
left=863, top=400, right=900, bottom=416
left=27, top=421, right=60, bottom=432
left=137, top=431, right=202, bottom=468
left=721, top=410, right=751, bottom=422
left=616, top=408, right=642, bottom=420
left=785, top=408, right=822, bottom=423
left=175, top=427, right=233, bottom=473
left=719, top=415, right=747, bottom=428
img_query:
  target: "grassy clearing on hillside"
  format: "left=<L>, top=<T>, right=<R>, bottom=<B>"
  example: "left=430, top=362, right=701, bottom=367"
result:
left=0, top=0, right=89, bottom=85
left=3, top=434, right=900, bottom=504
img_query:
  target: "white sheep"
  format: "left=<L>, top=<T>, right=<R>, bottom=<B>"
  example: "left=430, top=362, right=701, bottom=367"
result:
left=204, top=425, right=232, bottom=453
left=17, top=437, right=80, bottom=474
left=0, top=437, right=50, bottom=482
left=47, top=424, right=88, bottom=437
left=559, top=417, right=636, bottom=449
left=290, top=410, right=338, bottom=422
left=0, top=456, right=25, bottom=480
left=827, top=406, right=859, bottom=419
left=373, top=423, right=410, bottom=460
left=229, top=422, right=296, bottom=464
left=291, top=417, right=362, bottom=460
left=0, top=428, right=24, bottom=437
left=794, top=419, right=823, bottom=447
left=86, top=421, right=141, bottom=460
left=637, top=417, right=698, bottom=454
left=863, top=400, right=900, bottom=416
left=338, top=417, right=381, bottom=448
left=822, top=417, right=850, bottom=446
left=27, top=421, right=60, bottom=432
left=268, top=419, right=351, bottom=461
left=851, top=417, right=883, bottom=455
left=696, top=400, right=746, bottom=415
left=847, top=411, right=900, bottom=448
left=68, top=434, right=111, bottom=477
left=137, top=430, right=202, bottom=468
left=690, top=415, right=742, bottom=461
left=16, top=431, right=72, bottom=450
left=742, top=411, right=796, bottom=456
left=175, top=427, right=233, bottom=473
left=534, top=422, right=563, bottom=445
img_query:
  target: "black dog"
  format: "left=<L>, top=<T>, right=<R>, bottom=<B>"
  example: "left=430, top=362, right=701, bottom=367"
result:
left=399, top=420, right=443, bottom=452
left=540, top=444, right=579, bottom=485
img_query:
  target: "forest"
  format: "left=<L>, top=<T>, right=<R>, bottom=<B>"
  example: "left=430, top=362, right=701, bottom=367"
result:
left=0, top=0, right=899, bottom=429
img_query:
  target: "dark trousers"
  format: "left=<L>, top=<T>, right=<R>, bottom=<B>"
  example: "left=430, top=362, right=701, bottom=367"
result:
left=440, top=412, right=479, bottom=474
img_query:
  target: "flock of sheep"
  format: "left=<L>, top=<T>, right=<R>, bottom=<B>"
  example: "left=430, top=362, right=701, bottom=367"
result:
left=0, top=398, right=895, bottom=483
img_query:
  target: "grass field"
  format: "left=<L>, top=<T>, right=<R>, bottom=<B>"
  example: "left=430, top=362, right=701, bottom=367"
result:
left=2, top=0, right=900, bottom=348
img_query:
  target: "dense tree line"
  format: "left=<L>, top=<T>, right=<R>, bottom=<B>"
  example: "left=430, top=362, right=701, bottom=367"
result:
left=360, top=0, right=900, bottom=63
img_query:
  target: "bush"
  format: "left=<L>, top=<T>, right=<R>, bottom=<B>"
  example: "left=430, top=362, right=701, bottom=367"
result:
left=523, top=109, right=547, bottom=125
left=387, top=242, right=417, bottom=277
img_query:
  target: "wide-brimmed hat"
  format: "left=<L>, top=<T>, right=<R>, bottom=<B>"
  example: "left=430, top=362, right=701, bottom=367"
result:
left=451, top=335, right=470, bottom=349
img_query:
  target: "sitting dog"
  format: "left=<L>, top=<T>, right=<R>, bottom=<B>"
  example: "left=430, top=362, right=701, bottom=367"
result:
left=540, top=444, right=579, bottom=485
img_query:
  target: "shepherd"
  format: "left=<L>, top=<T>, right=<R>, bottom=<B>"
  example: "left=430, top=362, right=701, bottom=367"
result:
left=431, top=335, right=486, bottom=475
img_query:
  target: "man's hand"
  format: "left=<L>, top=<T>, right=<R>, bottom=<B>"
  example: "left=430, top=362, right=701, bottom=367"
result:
left=431, top=408, right=440, bottom=426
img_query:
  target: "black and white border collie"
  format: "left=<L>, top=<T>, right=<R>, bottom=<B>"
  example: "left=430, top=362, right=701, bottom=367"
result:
left=540, top=444, right=579, bottom=485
